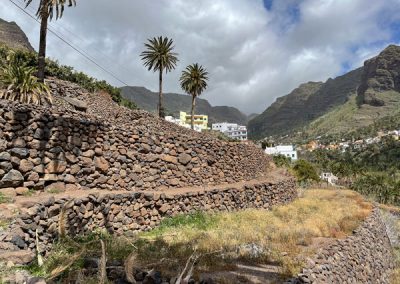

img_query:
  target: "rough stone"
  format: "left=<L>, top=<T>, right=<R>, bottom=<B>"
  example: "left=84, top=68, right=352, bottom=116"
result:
left=9, top=148, right=29, bottom=159
left=94, top=156, right=109, bottom=173
left=46, top=160, right=67, bottom=174
left=63, top=97, right=88, bottom=111
left=178, top=153, right=192, bottom=165
left=19, top=159, right=34, bottom=173
left=0, top=170, right=24, bottom=187
left=0, top=152, right=11, bottom=161
left=0, top=250, right=35, bottom=265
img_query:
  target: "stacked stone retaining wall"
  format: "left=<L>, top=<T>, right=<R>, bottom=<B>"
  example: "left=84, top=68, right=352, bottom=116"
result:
left=291, top=209, right=395, bottom=283
left=0, top=100, right=271, bottom=193
left=2, top=178, right=297, bottom=253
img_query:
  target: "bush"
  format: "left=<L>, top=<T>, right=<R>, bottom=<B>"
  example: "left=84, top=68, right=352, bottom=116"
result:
left=292, top=159, right=320, bottom=185
left=273, top=154, right=291, bottom=168
left=0, top=45, right=137, bottom=109
left=0, top=52, right=51, bottom=105
left=351, top=172, right=399, bottom=205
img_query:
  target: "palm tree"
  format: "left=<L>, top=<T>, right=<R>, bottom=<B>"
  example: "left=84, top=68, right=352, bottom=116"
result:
left=180, top=63, right=209, bottom=130
left=24, top=0, right=76, bottom=82
left=140, top=36, right=178, bottom=118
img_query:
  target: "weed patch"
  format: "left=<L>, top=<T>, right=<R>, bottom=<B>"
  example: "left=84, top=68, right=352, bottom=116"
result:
left=28, top=189, right=372, bottom=282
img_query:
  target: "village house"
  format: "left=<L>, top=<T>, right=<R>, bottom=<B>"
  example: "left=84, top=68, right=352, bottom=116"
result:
left=265, top=145, right=298, bottom=160
left=212, top=122, right=248, bottom=140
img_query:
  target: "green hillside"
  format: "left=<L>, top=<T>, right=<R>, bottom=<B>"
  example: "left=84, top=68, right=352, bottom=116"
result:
left=306, top=90, right=400, bottom=137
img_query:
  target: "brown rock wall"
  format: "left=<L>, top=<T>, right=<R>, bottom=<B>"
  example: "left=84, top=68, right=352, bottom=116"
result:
left=289, top=209, right=395, bottom=284
left=0, top=99, right=271, bottom=193
left=2, top=178, right=297, bottom=253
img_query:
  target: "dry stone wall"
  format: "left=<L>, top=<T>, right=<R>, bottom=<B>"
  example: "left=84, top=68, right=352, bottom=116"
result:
left=1, top=178, right=297, bottom=253
left=0, top=99, right=272, bottom=193
left=290, top=209, right=395, bottom=284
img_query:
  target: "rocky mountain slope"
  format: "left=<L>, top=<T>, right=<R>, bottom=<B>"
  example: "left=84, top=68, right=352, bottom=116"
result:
left=357, top=45, right=400, bottom=107
left=0, top=18, right=34, bottom=52
left=248, top=44, right=400, bottom=140
left=121, top=86, right=248, bottom=125
left=248, top=67, right=363, bottom=139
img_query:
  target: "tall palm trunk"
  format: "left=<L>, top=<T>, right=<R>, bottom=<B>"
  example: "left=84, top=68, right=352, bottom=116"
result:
left=37, top=10, right=49, bottom=83
left=191, top=94, right=196, bottom=130
left=158, top=68, right=164, bottom=118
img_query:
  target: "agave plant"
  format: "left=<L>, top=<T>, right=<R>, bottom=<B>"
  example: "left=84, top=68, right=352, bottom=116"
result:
left=0, top=54, right=52, bottom=105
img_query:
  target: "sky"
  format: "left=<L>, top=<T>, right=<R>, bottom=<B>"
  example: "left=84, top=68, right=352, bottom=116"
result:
left=1, top=0, right=400, bottom=114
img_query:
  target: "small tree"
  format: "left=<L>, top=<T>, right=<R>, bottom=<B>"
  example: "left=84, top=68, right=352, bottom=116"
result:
left=293, top=159, right=320, bottom=185
left=140, top=36, right=178, bottom=118
left=179, top=63, right=208, bottom=130
left=24, top=0, right=77, bottom=82
left=273, top=154, right=291, bottom=168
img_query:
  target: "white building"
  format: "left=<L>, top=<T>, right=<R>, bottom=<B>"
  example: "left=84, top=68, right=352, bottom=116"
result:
left=165, top=116, right=183, bottom=125
left=320, top=172, right=338, bottom=185
left=264, top=145, right=298, bottom=160
left=212, top=122, right=248, bottom=140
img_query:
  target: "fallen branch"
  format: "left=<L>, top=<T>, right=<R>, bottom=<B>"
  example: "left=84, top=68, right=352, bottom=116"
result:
left=175, top=252, right=199, bottom=284
left=99, top=239, right=107, bottom=284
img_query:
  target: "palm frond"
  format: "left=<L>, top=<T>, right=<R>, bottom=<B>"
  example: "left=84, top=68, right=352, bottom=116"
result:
left=24, top=0, right=76, bottom=20
left=180, top=63, right=209, bottom=97
left=0, top=52, right=52, bottom=105
left=140, top=36, right=179, bottom=73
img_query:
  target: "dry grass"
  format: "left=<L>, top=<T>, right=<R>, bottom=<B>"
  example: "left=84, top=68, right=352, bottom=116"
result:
left=28, top=189, right=372, bottom=282
left=138, top=189, right=372, bottom=278
left=392, top=249, right=400, bottom=284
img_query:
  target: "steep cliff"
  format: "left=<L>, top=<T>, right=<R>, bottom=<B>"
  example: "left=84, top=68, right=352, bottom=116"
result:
left=248, top=67, right=363, bottom=139
left=0, top=18, right=34, bottom=52
left=357, top=45, right=400, bottom=106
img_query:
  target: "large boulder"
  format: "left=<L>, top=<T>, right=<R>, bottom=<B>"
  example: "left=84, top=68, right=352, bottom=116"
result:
left=63, top=97, right=88, bottom=112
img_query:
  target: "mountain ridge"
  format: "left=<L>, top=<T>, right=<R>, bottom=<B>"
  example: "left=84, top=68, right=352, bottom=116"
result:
left=248, top=67, right=363, bottom=139
left=249, top=44, right=400, bottom=140
left=121, top=86, right=249, bottom=126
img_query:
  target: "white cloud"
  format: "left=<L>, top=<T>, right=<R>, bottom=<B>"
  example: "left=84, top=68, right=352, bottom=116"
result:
left=1, top=0, right=400, bottom=114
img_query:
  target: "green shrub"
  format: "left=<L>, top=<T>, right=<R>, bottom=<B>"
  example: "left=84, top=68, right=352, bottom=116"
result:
left=351, top=172, right=399, bottom=205
left=0, top=52, right=51, bottom=105
left=0, top=45, right=137, bottom=109
left=273, top=154, right=291, bottom=168
left=292, top=159, right=320, bottom=184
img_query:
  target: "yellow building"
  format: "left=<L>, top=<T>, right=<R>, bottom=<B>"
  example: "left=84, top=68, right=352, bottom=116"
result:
left=179, top=111, right=209, bottom=131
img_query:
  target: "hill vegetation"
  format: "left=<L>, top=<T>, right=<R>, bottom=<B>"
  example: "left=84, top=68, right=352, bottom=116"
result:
left=248, top=68, right=363, bottom=139
left=0, top=44, right=136, bottom=109
left=301, top=136, right=400, bottom=206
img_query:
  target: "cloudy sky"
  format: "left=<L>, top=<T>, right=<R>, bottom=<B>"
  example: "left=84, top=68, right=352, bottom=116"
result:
left=2, top=0, right=400, bottom=114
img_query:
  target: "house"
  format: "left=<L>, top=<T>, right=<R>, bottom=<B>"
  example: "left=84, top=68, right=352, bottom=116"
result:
left=212, top=122, right=248, bottom=140
left=179, top=111, right=209, bottom=131
left=320, top=172, right=338, bottom=185
left=264, top=145, right=298, bottom=160
left=165, top=112, right=209, bottom=132
left=306, top=140, right=319, bottom=151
